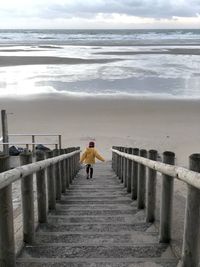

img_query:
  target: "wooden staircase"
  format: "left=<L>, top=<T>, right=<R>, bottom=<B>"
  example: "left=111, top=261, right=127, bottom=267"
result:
left=17, top=162, right=178, bottom=267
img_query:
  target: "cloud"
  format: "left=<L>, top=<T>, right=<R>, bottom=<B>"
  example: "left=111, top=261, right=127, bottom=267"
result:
left=35, top=0, right=200, bottom=19
left=1, top=0, right=200, bottom=19
left=0, top=0, right=200, bottom=28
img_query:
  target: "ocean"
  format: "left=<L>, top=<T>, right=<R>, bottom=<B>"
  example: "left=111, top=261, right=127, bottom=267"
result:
left=0, top=29, right=200, bottom=98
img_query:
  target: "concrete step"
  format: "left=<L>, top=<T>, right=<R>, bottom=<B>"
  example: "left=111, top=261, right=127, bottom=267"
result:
left=60, top=196, right=131, bottom=200
left=64, top=190, right=127, bottom=194
left=55, top=203, right=137, bottom=210
left=48, top=215, right=127, bottom=223
left=38, top=222, right=152, bottom=233
left=51, top=208, right=138, bottom=216
left=47, top=212, right=147, bottom=224
left=16, top=257, right=178, bottom=267
left=69, top=186, right=124, bottom=189
left=18, top=243, right=169, bottom=258
left=63, top=195, right=130, bottom=199
left=57, top=199, right=133, bottom=205
left=34, top=231, right=158, bottom=244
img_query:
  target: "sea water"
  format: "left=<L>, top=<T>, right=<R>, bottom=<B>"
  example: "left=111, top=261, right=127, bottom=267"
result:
left=0, top=29, right=200, bottom=98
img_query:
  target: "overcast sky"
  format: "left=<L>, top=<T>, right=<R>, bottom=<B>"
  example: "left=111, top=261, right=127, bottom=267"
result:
left=0, top=0, right=200, bottom=29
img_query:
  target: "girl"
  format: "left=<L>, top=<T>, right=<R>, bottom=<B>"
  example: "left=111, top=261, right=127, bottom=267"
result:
left=80, top=142, right=105, bottom=179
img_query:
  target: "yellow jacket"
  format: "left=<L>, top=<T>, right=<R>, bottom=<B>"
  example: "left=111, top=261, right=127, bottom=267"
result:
left=80, top=147, right=105, bottom=164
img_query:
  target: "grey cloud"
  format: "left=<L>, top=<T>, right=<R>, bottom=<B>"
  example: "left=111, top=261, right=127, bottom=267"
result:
left=43, top=0, right=200, bottom=19
left=1, top=0, right=200, bottom=19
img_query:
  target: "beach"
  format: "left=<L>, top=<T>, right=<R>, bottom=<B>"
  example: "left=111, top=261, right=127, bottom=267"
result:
left=0, top=29, right=200, bottom=259
left=0, top=29, right=199, bottom=164
left=2, top=95, right=200, bottom=167
left=2, top=94, right=199, bottom=256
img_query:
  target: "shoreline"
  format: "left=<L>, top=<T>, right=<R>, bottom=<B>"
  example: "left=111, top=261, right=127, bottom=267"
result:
left=1, top=43, right=200, bottom=47
left=2, top=91, right=200, bottom=100
left=0, top=46, right=200, bottom=67
left=0, top=56, right=122, bottom=67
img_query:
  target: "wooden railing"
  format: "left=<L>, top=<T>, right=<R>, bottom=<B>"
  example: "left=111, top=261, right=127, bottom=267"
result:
left=112, top=146, right=200, bottom=267
left=1, top=142, right=59, bottom=150
left=0, top=147, right=81, bottom=267
left=8, top=133, right=62, bottom=152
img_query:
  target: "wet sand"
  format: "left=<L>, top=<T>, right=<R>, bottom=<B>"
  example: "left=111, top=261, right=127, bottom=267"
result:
left=0, top=47, right=200, bottom=67
left=0, top=56, right=122, bottom=67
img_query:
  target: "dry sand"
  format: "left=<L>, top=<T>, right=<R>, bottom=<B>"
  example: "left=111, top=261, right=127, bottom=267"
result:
left=1, top=94, right=200, bottom=258
left=1, top=95, right=200, bottom=167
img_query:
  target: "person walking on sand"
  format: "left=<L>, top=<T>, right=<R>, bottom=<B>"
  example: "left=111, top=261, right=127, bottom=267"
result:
left=80, top=141, right=105, bottom=179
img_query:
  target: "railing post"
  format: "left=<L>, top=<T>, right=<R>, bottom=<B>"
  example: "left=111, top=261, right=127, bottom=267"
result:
left=127, top=147, right=132, bottom=193
left=77, top=147, right=81, bottom=174
left=58, top=134, right=62, bottom=150
left=0, top=154, right=16, bottom=267
left=46, top=150, right=56, bottom=210
left=59, top=149, right=66, bottom=193
left=112, top=146, right=114, bottom=170
left=53, top=149, right=62, bottom=200
left=68, top=148, right=72, bottom=182
left=20, top=151, right=35, bottom=244
left=76, top=147, right=80, bottom=174
left=181, top=153, right=200, bottom=267
left=73, top=147, right=76, bottom=178
left=116, top=147, right=119, bottom=177
left=68, top=148, right=73, bottom=184
left=71, top=147, right=74, bottom=179
left=117, top=147, right=121, bottom=180
left=114, top=146, right=117, bottom=173
left=118, top=147, right=122, bottom=179
left=36, top=150, right=47, bottom=223
left=74, top=147, right=78, bottom=176
left=70, top=147, right=74, bottom=180
left=137, top=149, right=147, bottom=209
left=131, top=148, right=139, bottom=200
left=124, top=148, right=128, bottom=188
left=123, top=147, right=127, bottom=186
left=121, top=147, right=125, bottom=183
left=146, top=149, right=157, bottom=222
left=159, top=151, right=175, bottom=243
left=64, top=148, right=70, bottom=189
left=1, top=110, right=9, bottom=155
left=32, top=135, right=35, bottom=153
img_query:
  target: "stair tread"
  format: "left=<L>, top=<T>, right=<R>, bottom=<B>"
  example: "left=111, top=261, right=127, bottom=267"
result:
left=16, top=257, right=178, bottom=267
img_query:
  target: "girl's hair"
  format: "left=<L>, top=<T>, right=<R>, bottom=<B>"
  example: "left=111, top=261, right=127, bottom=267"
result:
left=89, top=141, right=95, bottom=147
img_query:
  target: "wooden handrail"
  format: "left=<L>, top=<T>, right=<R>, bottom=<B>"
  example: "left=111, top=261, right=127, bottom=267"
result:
left=0, top=147, right=81, bottom=266
left=8, top=134, right=60, bottom=136
left=0, top=150, right=81, bottom=190
left=112, top=148, right=200, bottom=190
left=7, top=133, right=62, bottom=150
left=112, top=146, right=200, bottom=267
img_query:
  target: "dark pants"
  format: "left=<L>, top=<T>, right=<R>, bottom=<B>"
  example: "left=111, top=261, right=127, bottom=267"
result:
left=86, top=164, right=93, bottom=178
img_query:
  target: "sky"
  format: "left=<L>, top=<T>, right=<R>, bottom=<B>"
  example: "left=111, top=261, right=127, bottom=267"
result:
left=0, top=0, right=200, bottom=29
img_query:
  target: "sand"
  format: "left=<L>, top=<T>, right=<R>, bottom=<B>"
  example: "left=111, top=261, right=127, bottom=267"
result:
left=0, top=56, right=122, bottom=67
left=95, top=48, right=200, bottom=56
left=1, top=95, right=200, bottom=167
left=1, top=47, right=200, bottom=67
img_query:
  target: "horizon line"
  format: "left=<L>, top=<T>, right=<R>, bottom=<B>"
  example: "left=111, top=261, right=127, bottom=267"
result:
left=0, top=28, right=199, bottom=30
